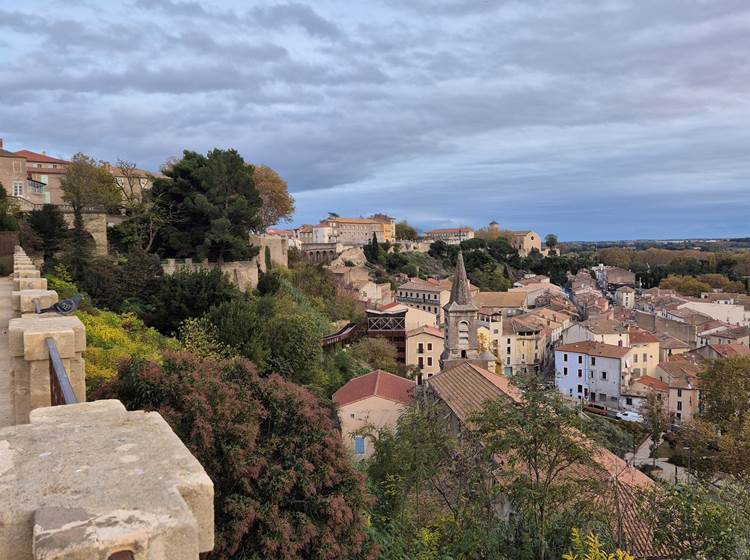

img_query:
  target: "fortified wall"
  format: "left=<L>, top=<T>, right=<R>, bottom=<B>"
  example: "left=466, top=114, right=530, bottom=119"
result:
left=0, top=247, right=214, bottom=559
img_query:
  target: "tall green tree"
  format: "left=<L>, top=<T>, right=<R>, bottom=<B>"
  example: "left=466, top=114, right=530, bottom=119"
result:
left=26, top=204, right=68, bottom=263
left=471, top=374, right=605, bottom=560
left=642, top=391, right=670, bottom=466
left=60, top=153, right=119, bottom=278
left=395, top=220, right=417, bottom=240
left=152, top=149, right=262, bottom=262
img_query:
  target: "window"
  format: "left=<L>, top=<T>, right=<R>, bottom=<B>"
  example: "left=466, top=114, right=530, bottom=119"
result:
left=642, top=353, right=647, bottom=362
left=677, top=389, right=682, bottom=397
left=427, top=357, right=433, bottom=366
left=12, top=181, right=23, bottom=197
left=591, top=357, right=596, bottom=366
left=601, top=371, right=607, bottom=380
left=577, top=369, right=582, bottom=378
left=578, top=355, right=583, bottom=364
left=417, top=343, right=424, bottom=354
left=458, top=321, right=469, bottom=347
left=506, top=347, right=511, bottom=354
left=577, top=384, right=583, bottom=393
left=427, top=343, right=432, bottom=351
left=677, top=401, right=682, bottom=411
left=563, top=367, right=568, bottom=375
left=633, top=353, right=638, bottom=363
left=506, top=357, right=510, bottom=365
left=354, top=436, right=365, bottom=455
left=508, top=338, right=511, bottom=344
left=418, top=357, right=424, bottom=368
left=625, top=397, right=632, bottom=405
left=563, top=353, right=568, bottom=361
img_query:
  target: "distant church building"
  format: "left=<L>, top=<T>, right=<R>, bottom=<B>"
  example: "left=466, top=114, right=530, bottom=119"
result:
left=440, top=252, right=496, bottom=371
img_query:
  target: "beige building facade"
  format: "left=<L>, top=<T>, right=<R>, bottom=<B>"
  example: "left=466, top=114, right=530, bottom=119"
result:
left=406, top=326, right=444, bottom=382
left=424, top=227, right=474, bottom=245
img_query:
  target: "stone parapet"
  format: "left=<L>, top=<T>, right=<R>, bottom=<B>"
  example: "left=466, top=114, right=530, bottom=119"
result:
left=12, top=277, right=47, bottom=291
left=0, top=400, right=214, bottom=560
left=11, top=289, right=58, bottom=313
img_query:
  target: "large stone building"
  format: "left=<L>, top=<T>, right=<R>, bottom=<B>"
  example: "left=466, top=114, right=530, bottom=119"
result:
left=424, top=227, right=474, bottom=245
left=511, top=230, right=545, bottom=257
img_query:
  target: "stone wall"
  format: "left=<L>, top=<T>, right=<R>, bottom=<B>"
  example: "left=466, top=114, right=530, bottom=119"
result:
left=162, top=257, right=259, bottom=292
left=0, top=246, right=215, bottom=559
left=635, top=309, right=697, bottom=346
left=62, top=211, right=108, bottom=256
left=249, top=234, right=289, bottom=272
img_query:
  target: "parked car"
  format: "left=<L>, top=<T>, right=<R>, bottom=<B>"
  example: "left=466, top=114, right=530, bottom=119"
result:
left=616, top=411, right=644, bottom=423
left=584, top=403, right=609, bottom=416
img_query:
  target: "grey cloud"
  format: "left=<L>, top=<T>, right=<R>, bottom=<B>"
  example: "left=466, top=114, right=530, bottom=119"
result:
left=249, top=3, right=341, bottom=39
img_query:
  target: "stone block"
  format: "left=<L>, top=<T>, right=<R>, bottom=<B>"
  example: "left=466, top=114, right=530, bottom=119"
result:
left=13, top=277, right=47, bottom=291
left=12, top=269, right=40, bottom=279
left=8, top=316, right=86, bottom=359
left=0, top=400, right=215, bottom=559
left=11, top=289, right=58, bottom=313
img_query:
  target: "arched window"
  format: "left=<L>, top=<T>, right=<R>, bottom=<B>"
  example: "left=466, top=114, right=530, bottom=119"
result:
left=458, top=320, right=470, bottom=347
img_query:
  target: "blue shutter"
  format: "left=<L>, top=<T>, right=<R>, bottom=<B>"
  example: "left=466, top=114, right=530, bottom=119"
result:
left=354, top=436, right=365, bottom=455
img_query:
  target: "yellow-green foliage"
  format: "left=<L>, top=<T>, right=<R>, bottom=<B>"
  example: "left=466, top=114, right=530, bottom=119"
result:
left=46, top=265, right=79, bottom=299
left=563, top=529, right=634, bottom=560
left=78, top=309, right=178, bottom=392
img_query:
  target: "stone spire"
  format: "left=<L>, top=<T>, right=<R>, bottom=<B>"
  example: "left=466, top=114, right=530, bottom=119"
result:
left=446, top=251, right=476, bottom=311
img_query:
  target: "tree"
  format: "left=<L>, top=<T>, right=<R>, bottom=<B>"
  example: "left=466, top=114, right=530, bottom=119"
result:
left=152, top=149, right=262, bottom=262
left=545, top=234, right=559, bottom=254
left=597, top=248, right=631, bottom=269
left=144, top=268, right=240, bottom=334
left=98, top=353, right=373, bottom=560
left=350, top=337, right=399, bottom=372
left=112, top=160, right=174, bottom=253
left=263, top=310, right=325, bottom=385
left=659, top=275, right=712, bottom=297
left=60, top=153, right=119, bottom=278
left=0, top=183, right=18, bottom=232
left=641, top=482, right=746, bottom=560
left=642, top=391, right=670, bottom=466
left=253, top=164, right=295, bottom=230
left=698, top=357, right=750, bottom=434
left=205, top=298, right=267, bottom=365
left=363, top=232, right=385, bottom=264
left=26, top=204, right=67, bottom=263
left=395, top=220, right=417, bottom=240
left=471, top=374, right=604, bottom=560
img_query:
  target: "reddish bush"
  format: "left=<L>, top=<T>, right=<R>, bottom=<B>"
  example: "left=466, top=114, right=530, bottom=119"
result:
left=97, top=352, right=372, bottom=559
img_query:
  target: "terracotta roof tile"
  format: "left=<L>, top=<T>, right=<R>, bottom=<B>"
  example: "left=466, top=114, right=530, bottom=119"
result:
left=332, top=370, right=414, bottom=407
left=556, top=341, right=630, bottom=359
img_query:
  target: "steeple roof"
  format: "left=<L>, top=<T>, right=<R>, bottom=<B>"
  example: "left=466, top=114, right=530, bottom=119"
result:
left=445, top=252, right=478, bottom=312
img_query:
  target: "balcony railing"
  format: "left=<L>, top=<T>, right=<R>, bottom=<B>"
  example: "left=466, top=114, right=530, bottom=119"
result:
left=47, top=337, right=77, bottom=406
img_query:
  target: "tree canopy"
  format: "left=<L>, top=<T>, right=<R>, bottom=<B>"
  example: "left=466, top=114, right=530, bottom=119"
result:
left=152, top=149, right=262, bottom=262
left=253, top=164, right=295, bottom=230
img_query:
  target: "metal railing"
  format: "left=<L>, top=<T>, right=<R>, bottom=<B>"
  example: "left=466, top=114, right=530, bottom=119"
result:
left=47, top=337, right=77, bottom=406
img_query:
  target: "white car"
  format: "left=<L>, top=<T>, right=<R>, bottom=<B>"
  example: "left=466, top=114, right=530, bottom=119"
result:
left=616, top=411, right=644, bottom=423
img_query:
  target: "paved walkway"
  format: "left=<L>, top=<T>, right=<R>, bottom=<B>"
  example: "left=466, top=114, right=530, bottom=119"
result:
left=626, top=435, right=689, bottom=483
left=0, top=277, right=14, bottom=428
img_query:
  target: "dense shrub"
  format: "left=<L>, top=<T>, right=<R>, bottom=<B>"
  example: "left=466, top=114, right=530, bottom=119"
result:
left=97, top=353, right=373, bottom=560
left=144, top=268, right=240, bottom=334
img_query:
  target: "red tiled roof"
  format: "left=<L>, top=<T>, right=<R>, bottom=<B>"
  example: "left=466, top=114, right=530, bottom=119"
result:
left=14, top=150, right=68, bottom=164
left=556, top=341, right=630, bottom=359
left=332, top=369, right=414, bottom=407
left=634, top=376, right=669, bottom=392
left=406, top=325, right=444, bottom=338
left=628, top=327, right=659, bottom=344
left=708, top=344, right=750, bottom=358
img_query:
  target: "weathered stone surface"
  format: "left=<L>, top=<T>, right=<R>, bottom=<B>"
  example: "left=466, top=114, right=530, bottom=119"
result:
left=0, top=400, right=214, bottom=559
left=12, top=270, right=40, bottom=280
left=13, top=278, right=47, bottom=291
left=11, top=290, right=58, bottom=313
left=8, top=316, right=85, bottom=360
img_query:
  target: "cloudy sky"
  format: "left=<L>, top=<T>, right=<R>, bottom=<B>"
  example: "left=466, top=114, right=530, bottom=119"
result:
left=1, top=1, right=749, bottom=240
